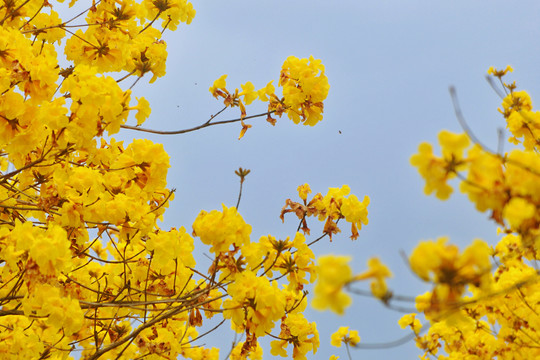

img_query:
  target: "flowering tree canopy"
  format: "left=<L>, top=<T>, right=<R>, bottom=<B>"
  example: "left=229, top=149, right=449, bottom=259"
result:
left=0, top=1, right=539, bottom=360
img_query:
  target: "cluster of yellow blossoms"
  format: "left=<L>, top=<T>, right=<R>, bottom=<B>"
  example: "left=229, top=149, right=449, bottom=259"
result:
left=209, top=55, right=329, bottom=138
left=401, top=67, right=540, bottom=359
left=5, top=0, right=538, bottom=359
left=0, top=1, right=370, bottom=360
left=325, top=68, right=540, bottom=359
left=281, top=184, right=370, bottom=240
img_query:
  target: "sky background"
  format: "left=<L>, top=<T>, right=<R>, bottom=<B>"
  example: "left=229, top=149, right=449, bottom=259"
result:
left=101, top=1, right=540, bottom=358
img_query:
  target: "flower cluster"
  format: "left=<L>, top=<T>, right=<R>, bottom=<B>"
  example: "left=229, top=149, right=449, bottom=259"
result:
left=209, top=55, right=329, bottom=138
left=410, top=237, right=492, bottom=319
left=192, top=204, right=252, bottom=254
left=280, top=55, right=330, bottom=126
left=403, top=68, right=540, bottom=359
left=0, top=1, right=338, bottom=359
left=330, top=326, right=361, bottom=348
left=312, top=255, right=392, bottom=314
left=410, top=130, right=470, bottom=200
left=281, top=184, right=370, bottom=240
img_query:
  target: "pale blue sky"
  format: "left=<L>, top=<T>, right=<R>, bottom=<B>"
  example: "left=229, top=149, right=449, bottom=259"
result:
left=115, top=1, right=540, bottom=358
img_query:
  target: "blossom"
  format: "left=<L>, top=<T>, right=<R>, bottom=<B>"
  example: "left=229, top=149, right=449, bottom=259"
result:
left=353, top=257, right=392, bottom=299
left=410, top=142, right=454, bottom=200
left=223, top=271, right=286, bottom=337
left=134, top=96, right=151, bottom=125
left=312, top=255, right=353, bottom=315
left=270, top=313, right=319, bottom=359
left=209, top=74, right=228, bottom=97
left=330, top=327, right=360, bottom=347
left=280, top=55, right=330, bottom=126
left=240, top=81, right=258, bottom=105
left=192, top=204, right=252, bottom=254
left=257, top=80, right=275, bottom=101
left=503, top=197, right=535, bottom=229
left=487, top=65, right=513, bottom=77
left=398, top=313, right=422, bottom=334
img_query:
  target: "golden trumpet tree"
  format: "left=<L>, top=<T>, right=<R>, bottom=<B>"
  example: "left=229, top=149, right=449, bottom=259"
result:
left=0, top=1, right=365, bottom=359
left=1, top=1, right=539, bottom=360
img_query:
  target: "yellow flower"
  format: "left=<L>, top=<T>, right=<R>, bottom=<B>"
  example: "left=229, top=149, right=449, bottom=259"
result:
left=25, top=10, right=65, bottom=44
left=192, top=204, right=252, bottom=254
left=223, top=271, right=286, bottom=337
left=409, top=237, right=492, bottom=318
left=230, top=341, right=263, bottom=359
left=146, top=227, right=195, bottom=272
left=270, top=313, right=319, bottom=359
left=22, top=284, right=84, bottom=335
left=398, top=313, right=422, bottom=334
left=258, top=80, right=275, bottom=101
left=209, top=74, right=228, bottom=97
left=142, top=0, right=196, bottom=31
left=410, top=142, right=454, bottom=200
left=410, top=130, right=470, bottom=202
left=312, top=255, right=353, bottom=315
left=240, top=81, right=257, bottom=105
left=331, top=326, right=360, bottom=347
left=353, top=257, right=392, bottom=299
left=280, top=55, right=329, bottom=126
left=438, top=130, right=470, bottom=163
left=297, top=183, right=312, bottom=201
left=341, top=194, right=370, bottom=240
left=134, top=96, right=151, bottom=125
left=487, top=65, right=513, bottom=76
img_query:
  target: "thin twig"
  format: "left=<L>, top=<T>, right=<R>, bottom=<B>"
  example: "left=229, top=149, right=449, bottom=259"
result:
left=449, top=86, right=495, bottom=153
left=120, top=111, right=274, bottom=135
left=485, top=75, right=506, bottom=99
left=355, top=332, right=419, bottom=350
left=450, top=87, right=540, bottom=178
left=235, top=180, right=243, bottom=210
